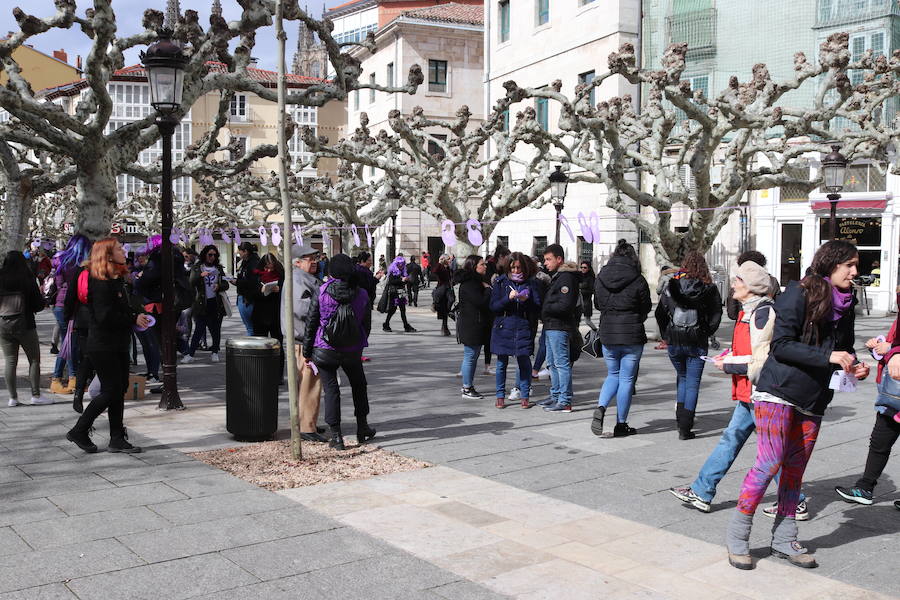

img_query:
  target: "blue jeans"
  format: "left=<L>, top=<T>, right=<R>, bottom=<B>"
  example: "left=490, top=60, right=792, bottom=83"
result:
left=597, top=344, right=644, bottom=422
left=237, top=295, right=254, bottom=336
left=496, top=354, right=532, bottom=399
left=136, top=328, right=160, bottom=378
left=545, top=330, right=572, bottom=405
left=52, top=306, right=75, bottom=378
left=667, top=345, right=705, bottom=412
left=461, top=344, right=482, bottom=388
left=690, top=401, right=807, bottom=504
left=533, top=329, right=547, bottom=372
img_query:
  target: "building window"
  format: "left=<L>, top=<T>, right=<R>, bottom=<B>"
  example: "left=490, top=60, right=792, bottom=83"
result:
left=499, top=1, right=511, bottom=42
left=578, top=70, right=596, bottom=107
left=536, top=96, right=548, bottom=129
left=536, top=0, right=549, bottom=26
left=497, top=235, right=509, bottom=249
left=835, top=163, right=887, bottom=193
left=354, top=89, right=359, bottom=110
left=578, top=237, right=593, bottom=265
left=501, top=109, right=510, bottom=132
left=229, top=94, right=247, bottom=121
left=387, top=62, right=394, bottom=86
left=849, top=30, right=885, bottom=85
left=428, top=59, right=448, bottom=93
left=532, top=236, right=548, bottom=257
left=780, top=164, right=811, bottom=203
left=427, top=134, right=447, bottom=159
left=369, top=73, right=376, bottom=103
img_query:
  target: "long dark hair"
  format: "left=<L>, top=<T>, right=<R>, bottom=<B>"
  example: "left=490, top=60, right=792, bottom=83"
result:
left=680, top=251, right=711, bottom=284
left=199, top=245, right=223, bottom=268
left=259, top=253, right=284, bottom=279
left=463, top=254, right=483, bottom=273
left=0, top=251, right=35, bottom=293
left=510, top=252, right=537, bottom=280
left=799, top=240, right=858, bottom=336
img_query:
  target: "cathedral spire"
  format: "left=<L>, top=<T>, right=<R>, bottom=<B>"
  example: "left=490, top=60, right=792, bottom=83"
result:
left=164, top=0, right=181, bottom=29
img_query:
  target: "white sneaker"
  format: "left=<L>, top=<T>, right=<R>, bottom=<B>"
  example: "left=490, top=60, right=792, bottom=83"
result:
left=538, top=369, right=550, bottom=379
left=146, top=376, right=162, bottom=389
left=211, top=353, right=220, bottom=363
left=508, top=387, right=522, bottom=401
left=180, top=355, right=194, bottom=364
left=483, top=366, right=495, bottom=375
left=7, top=398, right=18, bottom=407
left=30, top=396, right=53, bottom=405
left=455, top=371, right=462, bottom=377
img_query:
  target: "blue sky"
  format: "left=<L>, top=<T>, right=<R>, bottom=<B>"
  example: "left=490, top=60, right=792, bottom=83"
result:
left=0, top=0, right=328, bottom=73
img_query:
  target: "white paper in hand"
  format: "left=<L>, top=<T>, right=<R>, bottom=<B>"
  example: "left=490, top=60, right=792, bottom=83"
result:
left=829, top=370, right=857, bottom=392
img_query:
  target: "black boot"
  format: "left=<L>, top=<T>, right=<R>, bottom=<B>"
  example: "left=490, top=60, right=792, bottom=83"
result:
left=329, top=426, right=346, bottom=450
left=676, top=405, right=696, bottom=440
left=356, top=416, right=377, bottom=444
left=72, top=393, right=83, bottom=414
left=66, top=428, right=98, bottom=453
left=590, top=406, right=606, bottom=437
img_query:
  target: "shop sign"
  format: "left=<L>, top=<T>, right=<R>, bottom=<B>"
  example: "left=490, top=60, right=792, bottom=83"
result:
left=818, top=217, right=881, bottom=246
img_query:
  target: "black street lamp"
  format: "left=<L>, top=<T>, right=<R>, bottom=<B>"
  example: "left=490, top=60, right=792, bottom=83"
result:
left=821, top=145, right=847, bottom=241
left=549, top=165, right=569, bottom=245
left=141, top=30, right=188, bottom=411
left=387, top=187, right=400, bottom=259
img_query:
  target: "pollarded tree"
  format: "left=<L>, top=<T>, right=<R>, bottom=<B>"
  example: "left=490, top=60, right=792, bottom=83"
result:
left=498, top=34, right=900, bottom=264
left=0, top=0, right=423, bottom=251
left=302, top=104, right=567, bottom=255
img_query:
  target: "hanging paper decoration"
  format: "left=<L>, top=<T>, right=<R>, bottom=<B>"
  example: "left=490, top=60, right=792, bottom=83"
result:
left=292, top=224, right=304, bottom=247
left=232, top=226, right=243, bottom=247
left=558, top=214, right=576, bottom=243
left=258, top=225, right=268, bottom=247
left=577, top=212, right=595, bottom=244
left=466, top=219, right=484, bottom=247
left=271, top=224, right=282, bottom=247
left=169, top=227, right=182, bottom=245
left=589, top=212, right=602, bottom=245
left=220, top=228, right=232, bottom=244
left=441, top=219, right=457, bottom=247
left=365, top=225, right=373, bottom=249
left=199, top=228, right=214, bottom=247
left=122, top=243, right=132, bottom=254
left=350, top=224, right=361, bottom=248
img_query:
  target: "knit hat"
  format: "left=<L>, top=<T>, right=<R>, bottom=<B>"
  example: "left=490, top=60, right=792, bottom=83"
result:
left=735, top=261, right=770, bottom=296
left=328, top=253, right=355, bottom=281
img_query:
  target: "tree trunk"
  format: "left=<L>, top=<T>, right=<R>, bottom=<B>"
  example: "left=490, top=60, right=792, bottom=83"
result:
left=74, top=155, right=119, bottom=240
left=0, top=142, right=34, bottom=254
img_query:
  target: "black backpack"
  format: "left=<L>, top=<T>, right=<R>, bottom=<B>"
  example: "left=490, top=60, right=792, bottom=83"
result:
left=323, top=290, right=361, bottom=348
left=664, top=288, right=702, bottom=344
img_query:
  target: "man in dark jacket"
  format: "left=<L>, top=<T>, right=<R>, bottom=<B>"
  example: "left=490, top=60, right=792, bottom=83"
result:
left=406, top=257, right=422, bottom=307
left=539, top=244, right=581, bottom=412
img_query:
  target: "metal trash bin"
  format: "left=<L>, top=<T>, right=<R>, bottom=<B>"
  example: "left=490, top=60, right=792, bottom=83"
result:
left=225, top=336, right=281, bottom=441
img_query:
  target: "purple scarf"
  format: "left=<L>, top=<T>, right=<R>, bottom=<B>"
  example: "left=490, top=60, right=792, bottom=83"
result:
left=825, top=277, right=853, bottom=321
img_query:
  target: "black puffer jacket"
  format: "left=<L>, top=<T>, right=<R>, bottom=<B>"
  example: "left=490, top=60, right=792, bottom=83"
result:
left=755, top=281, right=857, bottom=416
left=655, top=275, right=722, bottom=350
left=541, top=262, right=581, bottom=331
left=453, top=269, right=491, bottom=346
left=594, top=257, right=651, bottom=346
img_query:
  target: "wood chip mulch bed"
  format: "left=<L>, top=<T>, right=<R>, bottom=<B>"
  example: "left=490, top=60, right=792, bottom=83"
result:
left=190, top=440, right=430, bottom=491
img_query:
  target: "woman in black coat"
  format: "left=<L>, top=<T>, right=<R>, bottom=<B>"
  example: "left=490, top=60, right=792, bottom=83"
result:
left=592, top=241, right=651, bottom=437
left=455, top=255, right=491, bottom=400
left=655, top=250, right=723, bottom=439
left=67, top=239, right=151, bottom=454
left=0, top=251, right=48, bottom=406
left=579, top=260, right=596, bottom=327
left=432, top=255, right=453, bottom=336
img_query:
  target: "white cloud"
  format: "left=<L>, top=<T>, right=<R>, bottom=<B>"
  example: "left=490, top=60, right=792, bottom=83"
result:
left=0, top=0, right=327, bottom=72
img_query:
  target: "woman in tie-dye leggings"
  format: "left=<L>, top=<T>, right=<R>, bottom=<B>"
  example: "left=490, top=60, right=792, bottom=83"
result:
left=725, top=241, right=869, bottom=571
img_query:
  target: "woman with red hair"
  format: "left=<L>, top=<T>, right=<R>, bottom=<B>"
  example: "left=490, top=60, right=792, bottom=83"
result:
left=66, top=238, right=151, bottom=454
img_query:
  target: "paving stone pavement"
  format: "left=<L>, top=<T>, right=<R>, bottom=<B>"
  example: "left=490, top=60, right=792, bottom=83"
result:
left=0, top=307, right=897, bottom=598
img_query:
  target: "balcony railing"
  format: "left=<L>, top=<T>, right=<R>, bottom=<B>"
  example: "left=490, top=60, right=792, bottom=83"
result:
left=666, top=8, right=716, bottom=60
left=816, top=0, right=899, bottom=27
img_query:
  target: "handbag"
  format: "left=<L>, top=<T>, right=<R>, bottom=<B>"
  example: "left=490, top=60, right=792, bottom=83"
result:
left=581, top=327, right=603, bottom=359
left=219, top=291, right=232, bottom=318
left=876, top=374, right=900, bottom=412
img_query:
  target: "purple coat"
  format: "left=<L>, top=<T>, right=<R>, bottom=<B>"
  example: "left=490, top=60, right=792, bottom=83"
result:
left=305, top=279, right=370, bottom=354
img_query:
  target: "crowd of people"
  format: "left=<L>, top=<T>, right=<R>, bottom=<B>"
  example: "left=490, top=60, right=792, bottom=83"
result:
left=1, top=234, right=899, bottom=570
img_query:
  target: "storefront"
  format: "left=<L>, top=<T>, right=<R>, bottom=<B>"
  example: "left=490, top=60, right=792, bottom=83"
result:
left=755, top=187, right=896, bottom=315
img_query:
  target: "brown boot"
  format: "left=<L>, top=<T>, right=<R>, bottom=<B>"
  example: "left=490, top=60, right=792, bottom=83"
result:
left=49, top=378, right=68, bottom=395
left=64, top=376, right=77, bottom=393
left=495, top=397, right=506, bottom=409
left=521, top=398, right=533, bottom=409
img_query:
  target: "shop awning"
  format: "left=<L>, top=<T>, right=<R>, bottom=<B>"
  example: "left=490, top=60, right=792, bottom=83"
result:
left=811, top=199, right=887, bottom=211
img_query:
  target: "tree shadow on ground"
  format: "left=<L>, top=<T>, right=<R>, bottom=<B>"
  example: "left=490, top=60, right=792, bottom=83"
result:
left=353, top=412, right=517, bottom=445
left=635, top=406, right=734, bottom=437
